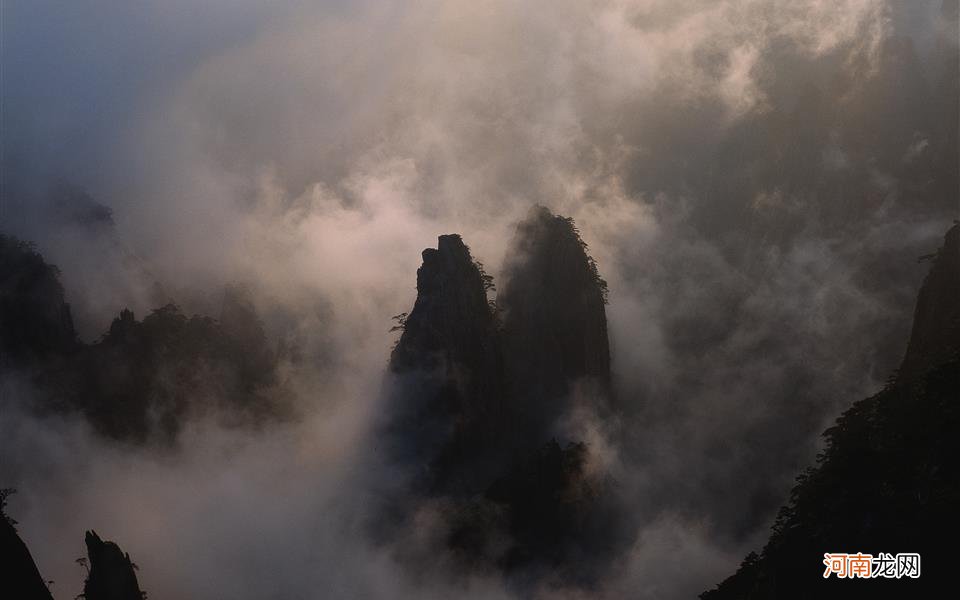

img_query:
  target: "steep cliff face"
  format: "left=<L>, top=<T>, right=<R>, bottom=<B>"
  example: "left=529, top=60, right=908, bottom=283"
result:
left=702, top=224, right=960, bottom=599
left=83, top=530, right=145, bottom=600
left=0, top=235, right=77, bottom=366
left=0, top=501, right=54, bottom=600
left=499, top=206, right=612, bottom=443
left=390, top=234, right=501, bottom=389
left=899, top=223, right=960, bottom=379
left=387, top=234, right=505, bottom=493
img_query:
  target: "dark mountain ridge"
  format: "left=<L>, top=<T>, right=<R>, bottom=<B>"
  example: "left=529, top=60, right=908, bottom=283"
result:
left=3, top=218, right=957, bottom=597
left=0, top=233, right=289, bottom=444
left=702, top=223, right=960, bottom=599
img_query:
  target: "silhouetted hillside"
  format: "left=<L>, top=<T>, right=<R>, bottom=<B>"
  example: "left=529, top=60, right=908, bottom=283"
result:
left=0, top=235, right=77, bottom=365
left=1, top=491, right=145, bottom=600
left=0, top=490, right=54, bottom=600
left=0, top=235, right=288, bottom=443
left=60, top=301, right=284, bottom=443
left=702, top=224, right=960, bottom=599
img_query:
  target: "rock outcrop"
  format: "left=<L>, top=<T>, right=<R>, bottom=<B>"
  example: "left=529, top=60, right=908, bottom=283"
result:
left=83, top=530, right=145, bottom=600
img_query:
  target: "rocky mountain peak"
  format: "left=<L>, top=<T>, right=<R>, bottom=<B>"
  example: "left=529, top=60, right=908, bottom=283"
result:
left=392, top=233, right=497, bottom=372
left=498, top=206, right=612, bottom=443
left=386, top=234, right=504, bottom=493
left=82, top=530, right=144, bottom=600
left=380, top=213, right=623, bottom=582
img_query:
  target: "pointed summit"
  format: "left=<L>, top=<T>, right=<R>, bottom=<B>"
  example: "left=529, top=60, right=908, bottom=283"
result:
left=380, top=219, right=624, bottom=582
left=390, top=234, right=500, bottom=380
left=387, top=234, right=505, bottom=493
left=498, top=206, right=612, bottom=442
left=82, top=531, right=144, bottom=600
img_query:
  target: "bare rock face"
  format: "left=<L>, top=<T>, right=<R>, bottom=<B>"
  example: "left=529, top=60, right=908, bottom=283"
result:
left=0, top=515, right=54, bottom=600
left=499, top=206, right=612, bottom=444
left=387, top=234, right=505, bottom=494
left=82, top=530, right=144, bottom=600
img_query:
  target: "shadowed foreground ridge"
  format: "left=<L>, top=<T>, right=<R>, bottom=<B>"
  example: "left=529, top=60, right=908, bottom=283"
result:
left=702, top=223, right=960, bottom=599
left=383, top=208, right=625, bottom=584
left=83, top=530, right=145, bottom=600
left=0, top=492, right=54, bottom=600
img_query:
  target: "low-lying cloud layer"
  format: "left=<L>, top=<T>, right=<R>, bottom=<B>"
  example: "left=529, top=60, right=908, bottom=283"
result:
left=1, top=0, right=957, bottom=598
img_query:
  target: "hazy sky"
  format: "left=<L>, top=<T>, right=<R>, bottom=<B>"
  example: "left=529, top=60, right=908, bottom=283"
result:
left=1, top=1, right=957, bottom=598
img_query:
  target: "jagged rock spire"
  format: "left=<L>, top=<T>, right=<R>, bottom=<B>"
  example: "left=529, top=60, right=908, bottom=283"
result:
left=378, top=214, right=625, bottom=583
left=390, top=234, right=501, bottom=384
left=82, top=530, right=144, bottom=600
left=387, top=234, right=505, bottom=493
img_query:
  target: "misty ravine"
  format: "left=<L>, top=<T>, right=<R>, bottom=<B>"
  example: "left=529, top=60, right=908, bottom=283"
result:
left=2, top=1, right=959, bottom=599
